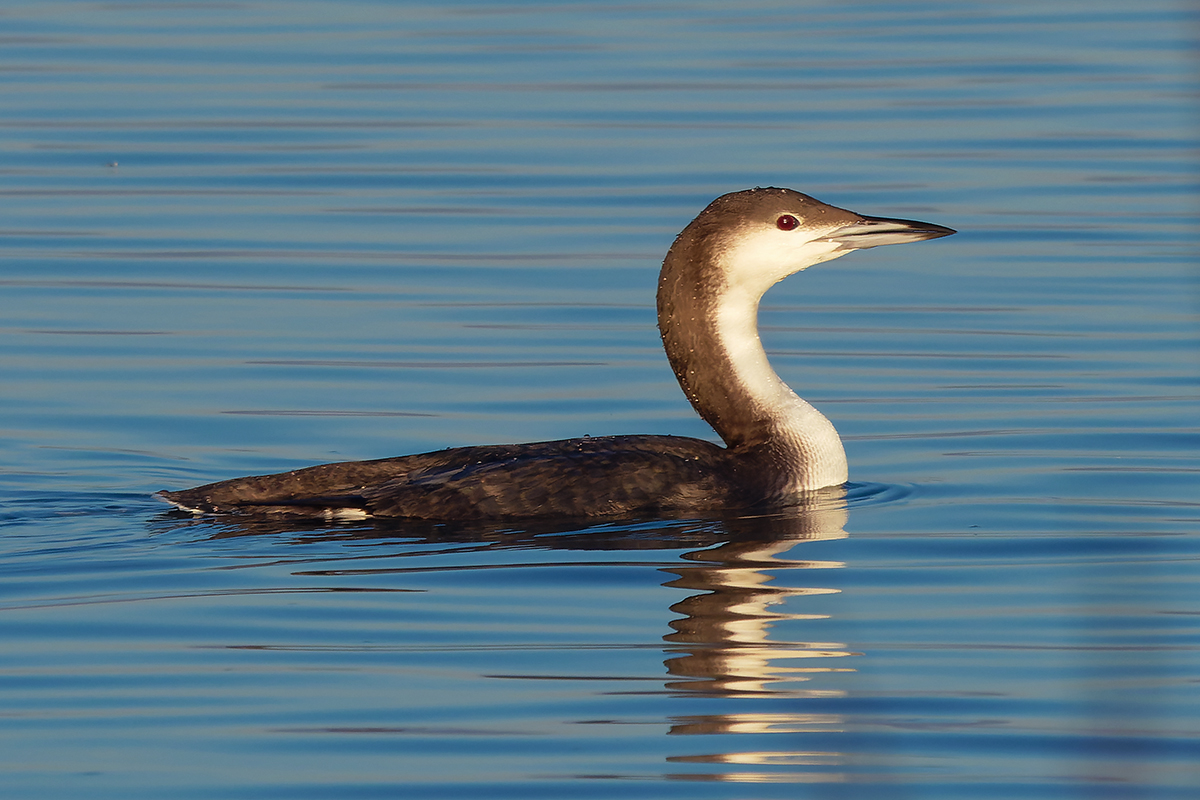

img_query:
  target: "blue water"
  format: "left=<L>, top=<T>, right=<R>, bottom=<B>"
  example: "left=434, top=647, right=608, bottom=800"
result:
left=1, top=1, right=1197, bottom=797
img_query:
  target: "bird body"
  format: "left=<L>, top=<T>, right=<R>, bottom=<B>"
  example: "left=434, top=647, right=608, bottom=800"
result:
left=157, top=188, right=954, bottom=520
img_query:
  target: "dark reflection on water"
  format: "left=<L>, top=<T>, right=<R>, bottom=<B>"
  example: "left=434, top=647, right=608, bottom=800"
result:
left=152, top=505, right=853, bottom=690
left=6, top=490, right=1196, bottom=794
left=145, top=501, right=863, bottom=778
left=661, top=510, right=853, bottom=701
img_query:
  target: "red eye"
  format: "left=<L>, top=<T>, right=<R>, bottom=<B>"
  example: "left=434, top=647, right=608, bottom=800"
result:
left=776, top=214, right=799, bottom=231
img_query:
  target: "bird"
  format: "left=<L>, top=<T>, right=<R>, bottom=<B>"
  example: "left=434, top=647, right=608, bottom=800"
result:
left=157, top=187, right=954, bottom=520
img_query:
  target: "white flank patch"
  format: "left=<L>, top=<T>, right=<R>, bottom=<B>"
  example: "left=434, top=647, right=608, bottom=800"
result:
left=324, top=508, right=372, bottom=521
left=155, top=493, right=205, bottom=514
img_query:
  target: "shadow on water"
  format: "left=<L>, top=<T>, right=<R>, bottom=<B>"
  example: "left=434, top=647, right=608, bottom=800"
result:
left=149, top=495, right=856, bottom=711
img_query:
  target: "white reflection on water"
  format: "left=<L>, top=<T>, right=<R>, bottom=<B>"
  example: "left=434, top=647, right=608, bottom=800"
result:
left=663, top=508, right=855, bottom=699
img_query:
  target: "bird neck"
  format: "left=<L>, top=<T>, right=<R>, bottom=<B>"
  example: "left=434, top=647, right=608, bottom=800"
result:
left=656, top=246, right=848, bottom=493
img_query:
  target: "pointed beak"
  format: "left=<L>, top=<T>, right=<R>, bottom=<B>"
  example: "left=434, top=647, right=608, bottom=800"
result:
left=821, top=214, right=956, bottom=250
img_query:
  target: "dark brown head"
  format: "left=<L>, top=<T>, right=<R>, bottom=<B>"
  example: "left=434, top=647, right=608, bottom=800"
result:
left=661, top=187, right=955, bottom=305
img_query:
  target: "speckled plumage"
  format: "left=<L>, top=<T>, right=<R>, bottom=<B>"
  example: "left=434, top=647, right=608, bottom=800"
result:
left=160, top=435, right=750, bottom=519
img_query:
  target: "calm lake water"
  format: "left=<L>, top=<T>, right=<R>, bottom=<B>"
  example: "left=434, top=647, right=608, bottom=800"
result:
left=2, top=1, right=1198, bottom=797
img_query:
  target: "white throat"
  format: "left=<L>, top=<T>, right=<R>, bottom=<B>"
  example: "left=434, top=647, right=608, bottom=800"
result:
left=710, top=238, right=850, bottom=492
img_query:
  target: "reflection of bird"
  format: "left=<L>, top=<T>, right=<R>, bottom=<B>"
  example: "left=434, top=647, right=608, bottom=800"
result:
left=663, top=529, right=855, bottom=699
left=157, top=188, right=953, bottom=520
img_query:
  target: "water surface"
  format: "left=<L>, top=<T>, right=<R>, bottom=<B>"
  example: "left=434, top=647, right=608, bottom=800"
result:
left=1, top=1, right=1197, bottom=797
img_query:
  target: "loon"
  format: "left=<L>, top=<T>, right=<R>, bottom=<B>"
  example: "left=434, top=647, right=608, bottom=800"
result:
left=157, top=187, right=954, bottom=520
